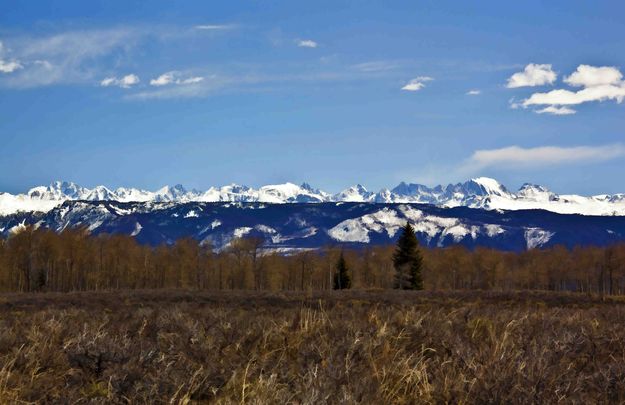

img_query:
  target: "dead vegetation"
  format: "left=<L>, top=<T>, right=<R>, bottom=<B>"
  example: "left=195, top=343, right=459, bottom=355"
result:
left=1, top=290, right=625, bottom=403
left=4, top=227, right=625, bottom=295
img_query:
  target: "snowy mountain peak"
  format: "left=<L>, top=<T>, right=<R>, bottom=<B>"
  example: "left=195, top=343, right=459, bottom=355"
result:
left=334, top=184, right=373, bottom=202
left=519, top=183, right=549, bottom=192
left=154, top=184, right=193, bottom=202
left=300, top=182, right=314, bottom=191
left=224, top=184, right=252, bottom=193
left=517, top=183, right=556, bottom=202
left=391, top=181, right=431, bottom=196
left=84, top=185, right=116, bottom=201
left=2, top=178, right=625, bottom=216
left=157, top=184, right=187, bottom=194
left=374, top=188, right=394, bottom=203
left=259, top=183, right=316, bottom=203
left=113, top=187, right=154, bottom=202
left=468, top=177, right=510, bottom=197
left=27, top=180, right=87, bottom=200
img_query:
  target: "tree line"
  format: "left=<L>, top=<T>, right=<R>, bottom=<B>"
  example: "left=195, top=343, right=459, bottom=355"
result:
left=1, top=223, right=624, bottom=294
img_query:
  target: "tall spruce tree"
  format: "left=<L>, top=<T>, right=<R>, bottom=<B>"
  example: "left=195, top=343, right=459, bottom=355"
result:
left=393, top=222, right=423, bottom=290
left=333, top=252, right=351, bottom=290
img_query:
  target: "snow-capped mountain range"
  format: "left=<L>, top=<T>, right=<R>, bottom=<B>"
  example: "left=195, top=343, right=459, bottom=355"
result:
left=1, top=177, right=625, bottom=216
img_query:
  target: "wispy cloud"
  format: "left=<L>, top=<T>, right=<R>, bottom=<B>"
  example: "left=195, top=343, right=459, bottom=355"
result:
left=466, top=89, right=481, bottom=95
left=352, top=60, right=399, bottom=73
left=128, top=74, right=231, bottom=100
left=127, top=68, right=374, bottom=101
left=194, top=24, right=236, bottom=31
left=401, top=76, right=433, bottom=91
left=131, top=60, right=437, bottom=100
left=150, top=71, right=204, bottom=86
left=100, top=74, right=140, bottom=88
left=0, top=25, right=236, bottom=89
left=297, top=39, right=318, bottom=48
left=464, top=144, right=625, bottom=171
left=506, top=63, right=557, bottom=88
left=0, top=41, right=22, bottom=73
left=535, top=106, right=576, bottom=115
left=0, top=27, right=139, bottom=88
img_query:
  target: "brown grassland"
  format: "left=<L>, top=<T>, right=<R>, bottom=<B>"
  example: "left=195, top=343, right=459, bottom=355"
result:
left=1, top=290, right=625, bottom=404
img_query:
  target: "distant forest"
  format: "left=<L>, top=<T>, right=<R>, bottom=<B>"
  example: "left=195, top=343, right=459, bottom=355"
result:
left=1, top=226, right=624, bottom=294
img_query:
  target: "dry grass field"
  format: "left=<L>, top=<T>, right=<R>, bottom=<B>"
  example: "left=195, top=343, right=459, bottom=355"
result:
left=1, top=290, right=625, bottom=404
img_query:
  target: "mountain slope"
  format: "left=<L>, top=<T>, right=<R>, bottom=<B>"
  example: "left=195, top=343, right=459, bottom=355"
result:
left=2, top=200, right=625, bottom=252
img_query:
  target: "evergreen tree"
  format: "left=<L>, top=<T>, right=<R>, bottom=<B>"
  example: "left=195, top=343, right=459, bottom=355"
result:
left=393, top=222, right=423, bottom=290
left=333, top=252, right=351, bottom=290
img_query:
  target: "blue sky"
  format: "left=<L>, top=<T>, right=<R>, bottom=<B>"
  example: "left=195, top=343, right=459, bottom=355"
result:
left=1, top=0, right=625, bottom=195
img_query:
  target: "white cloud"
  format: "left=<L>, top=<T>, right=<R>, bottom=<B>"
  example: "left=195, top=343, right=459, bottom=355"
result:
left=0, top=59, right=22, bottom=73
left=401, top=76, right=433, bottom=91
left=150, top=72, right=175, bottom=86
left=522, top=65, right=625, bottom=109
left=100, top=74, right=140, bottom=88
left=119, top=74, right=140, bottom=88
left=535, top=106, right=576, bottom=115
left=508, top=64, right=625, bottom=115
left=150, top=71, right=204, bottom=86
left=195, top=24, right=235, bottom=30
left=297, top=40, right=318, bottom=48
left=564, top=65, right=623, bottom=87
left=523, top=84, right=625, bottom=106
left=466, top=89, right=481, bottom=95
left=506, top=63, right=557, bottom=88
left=466, top=144, right=625, bottom=170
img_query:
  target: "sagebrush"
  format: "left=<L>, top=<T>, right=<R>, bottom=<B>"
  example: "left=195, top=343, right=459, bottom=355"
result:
left=1, top=290, right=625, bottom=403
